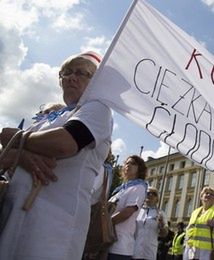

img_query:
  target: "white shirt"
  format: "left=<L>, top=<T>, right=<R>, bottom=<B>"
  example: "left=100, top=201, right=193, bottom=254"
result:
left=0, top=101, right=113, bottom=260
left=132, top=207, right=168, bottom=260
left=108, top=184, right=147, bottom=256
left=183, top=245, right=212, bottom=260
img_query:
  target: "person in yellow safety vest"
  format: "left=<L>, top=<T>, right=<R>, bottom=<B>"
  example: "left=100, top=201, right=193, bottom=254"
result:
left=183, top=186, right=214, bottom=260
left=171, top=222, right=185, bottom=260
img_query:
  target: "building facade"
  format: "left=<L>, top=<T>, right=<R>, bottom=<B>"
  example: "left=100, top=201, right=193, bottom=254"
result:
left=145, top=152, right=214, bottom=226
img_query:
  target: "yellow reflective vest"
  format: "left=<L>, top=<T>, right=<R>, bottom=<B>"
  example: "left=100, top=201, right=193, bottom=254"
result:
left=186, top=205, right=214, bottom=250
left=171, top=231, right=185, bottom=255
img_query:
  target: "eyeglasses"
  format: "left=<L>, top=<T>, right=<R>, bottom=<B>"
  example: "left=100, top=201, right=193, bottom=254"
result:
left=59, top=68, right=92, bottom=79
left=147, top=192, right=158, bottom=196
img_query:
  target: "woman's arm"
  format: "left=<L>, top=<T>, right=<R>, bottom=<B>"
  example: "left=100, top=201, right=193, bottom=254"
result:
left=25, top=128, right=78, bottom=158
left=0, top=127, right=78, bottom=158
left=111, top=205, right=138, bottom=225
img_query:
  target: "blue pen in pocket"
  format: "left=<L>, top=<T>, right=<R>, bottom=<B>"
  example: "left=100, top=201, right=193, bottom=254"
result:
left=18, top=118, right=25, bottom=130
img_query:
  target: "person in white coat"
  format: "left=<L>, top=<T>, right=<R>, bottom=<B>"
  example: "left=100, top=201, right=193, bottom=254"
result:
left=132, top=187, right=168, bottom=260
left=108, top=155, right=148, bottom=260
left=0, top=51, right=113, bottom=260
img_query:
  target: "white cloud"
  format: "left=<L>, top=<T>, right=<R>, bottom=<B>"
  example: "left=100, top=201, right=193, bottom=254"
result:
left=201, top=0, right=214, bottom=10
left=31, top=0, right=80, bottom=14
left=111, top=138, right=126, bottom=156
left=0, top=0, right=83, bottom=35
left=0, top=64, right=62, bottom=129
left=0, top=26, right=28, bottom=72
left=53, top=12, right=85, bottom=30
left=141, top=141, right=177, bottom=161
left=0, top=1, right=38, bottom=32
left=81, top=36, right=111, bottom=55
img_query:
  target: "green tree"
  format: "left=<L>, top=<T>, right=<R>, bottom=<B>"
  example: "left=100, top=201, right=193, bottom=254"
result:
left=109, top=164, right=122, bottom=196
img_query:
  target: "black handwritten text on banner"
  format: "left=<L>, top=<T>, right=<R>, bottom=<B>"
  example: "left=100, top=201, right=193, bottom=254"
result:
left=80, top=0, right=214, bottom=171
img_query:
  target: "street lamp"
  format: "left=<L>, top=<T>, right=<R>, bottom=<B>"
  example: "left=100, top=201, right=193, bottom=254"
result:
left=114, top=155, right=119, bottom=167
left=140, top=146, right=144, bottom=157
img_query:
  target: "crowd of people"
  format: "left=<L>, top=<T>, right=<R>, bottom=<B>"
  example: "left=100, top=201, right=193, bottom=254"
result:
left=0, top=50, right=214, bottom=260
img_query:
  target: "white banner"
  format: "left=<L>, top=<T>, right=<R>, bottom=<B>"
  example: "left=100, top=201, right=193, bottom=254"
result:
left=80, top=0, right=214, bottom=171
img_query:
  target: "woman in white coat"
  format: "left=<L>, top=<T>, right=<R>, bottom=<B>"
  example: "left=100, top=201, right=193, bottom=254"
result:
left=132, top=187, right=168, bottom=260
left=108, top=155, right=148, bottom=260
left=0, top=51, right=113, bottom=260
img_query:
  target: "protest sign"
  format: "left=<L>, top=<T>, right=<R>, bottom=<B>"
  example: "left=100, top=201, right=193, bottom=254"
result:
left=81, top=0, right=214, bottom=170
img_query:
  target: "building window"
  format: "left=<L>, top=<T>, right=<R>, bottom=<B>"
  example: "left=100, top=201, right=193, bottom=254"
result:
left=177, top=174, right=184, bottom=190
left=150, top=168, right=156, bottom=176
left=169, top=164, right=174, bottom=171
left=204, top=171, right=210, bottom=186
left=180, top=161, right=186, bottom=168
left=159, top=166, right=165, bottom=174
left=190, top=172, right=197, bottom=188
left=165, top=176, right=173, bottom=192
left=162, top=200, right=169, bottom=215
left=191, top=161, right=194, bottom=166
left=148, top=179, right=155, bottom=187
left=174, top=199, right=180, bottom=218
left=157, top=178, right=163, bottom=190
left=184, top=197, right=193, bottom=217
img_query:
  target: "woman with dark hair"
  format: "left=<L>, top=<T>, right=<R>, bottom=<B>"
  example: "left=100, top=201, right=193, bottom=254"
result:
left=107, top=155, right=148, bottom=260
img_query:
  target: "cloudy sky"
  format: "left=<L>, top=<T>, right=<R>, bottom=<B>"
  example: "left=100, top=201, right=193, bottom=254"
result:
left=0, top=0, right=214, bottom=164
